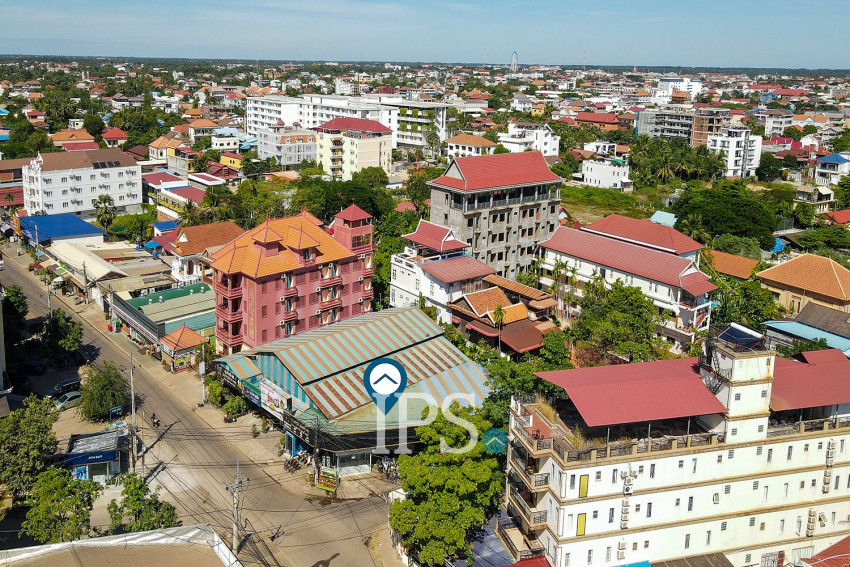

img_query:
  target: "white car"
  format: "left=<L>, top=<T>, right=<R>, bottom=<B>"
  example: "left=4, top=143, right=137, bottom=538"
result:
left=55, top=391, right=82, bottom=411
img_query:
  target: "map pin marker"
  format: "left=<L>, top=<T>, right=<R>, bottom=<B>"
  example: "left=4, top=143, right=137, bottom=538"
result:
left=364, top=358, right=408, bottom=414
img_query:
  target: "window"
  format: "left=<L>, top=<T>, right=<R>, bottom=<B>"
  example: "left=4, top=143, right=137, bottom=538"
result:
left=678, top=460, right=684, bottom=469
left=649, top=464, right=655, bottom=479
left=761, top=390, right=768, bottom=398
left=768, top=448, right=773, bottom=463
left=605, top=548, right=611, bottom=563
left=592, top=510, right=598, bottom=519
left=717, top=454, right=723, bottom=464
left=612, top=470, right=618, bottom=483
left=644, top=541, right=649, bottom=549
left=261, top=329, right=267, bottom=342
left=692, top=458, right=697, bottom=473
left=819, top=442, right=824, bottom=450
left=779, top=519, right=785, bottom=533
left=812, top=479, right=817, bottom=487
left=570, top=475, right=575, bottom=490
left=724, top=485, right=731, bottom=494
left=745, top=555, right=752, bottom=564
left=261, top=305, right=267, bottom=318
left=734, top=393, right=741, bottom=401
left=587, top=550, right=592, bottom=565
left=721, top=521, right=727, bottom=531
left=632, top=543, right=637, bottom=551
left=788, top=446, right=793, bottom=460
left=595, top=472, right=601, bottom=481
left=758, top=425, right=764, bottom=432
left=675, top=498, right=681, bottom=506
left=731, top=428, right=737, bottom=436
left=635, top=504, right=641, bottom=512
left=749, top=517, right=756, bottom=527
left=609, top=508, right=614, bottom=523
left=706, top=531, right=711, bottom=545
left=753, top=481, right=759, bottom=490
left=713, top=493, right=719, bottom=504
left=805, top=444, right=809, bottom=452
left=760, top=522, right=765, bottom=531
left=729, top=449, right=735, bottom=458
left=647, top=503, right=652, bottom=517
left=687, top=496, right=693, bottom=511
left=684, top=534, right=690, bottom=550
left=638, top=465, right=644, bottom=475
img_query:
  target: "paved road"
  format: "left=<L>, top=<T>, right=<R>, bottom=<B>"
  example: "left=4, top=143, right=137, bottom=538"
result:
left=2, top=255, right=390, bottom=567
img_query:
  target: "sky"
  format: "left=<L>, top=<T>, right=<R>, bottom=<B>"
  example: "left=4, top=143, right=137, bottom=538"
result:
left=1, top=0, right=848, bottom=69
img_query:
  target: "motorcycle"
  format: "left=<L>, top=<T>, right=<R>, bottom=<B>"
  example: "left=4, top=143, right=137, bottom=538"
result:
left=150, top=413, right=161, bottom=428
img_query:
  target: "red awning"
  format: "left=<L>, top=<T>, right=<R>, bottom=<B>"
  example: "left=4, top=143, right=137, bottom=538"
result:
left=537, top=357, right=727, bottom=427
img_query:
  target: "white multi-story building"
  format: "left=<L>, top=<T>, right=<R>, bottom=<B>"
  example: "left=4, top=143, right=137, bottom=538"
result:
left=506, top=328, right=850, bottom=567
left=244, top=95, right=301, bottom=137
left=257, top=125, right=317, bottom=167
left=574, top=159, right=633, bottom=192
left=815, top=153, right=850, bottom=186
left=22, top=148, right=142, bottom=218
left=707, top=126, right=763, bottom=178
left=389, top=220, right=494, bottom=324
left=763, top=109, right=794, bottom=137
left=363, top=95, right=453, bottom=153
left=498, top=122, right=561, bottom=157
left=539, top=225, right=712, bottom=349
left=445, top=133, right=496, bottom=159
left=297, top=94, right=399, bottom=147
left=652, top=76, right=703, bottom=104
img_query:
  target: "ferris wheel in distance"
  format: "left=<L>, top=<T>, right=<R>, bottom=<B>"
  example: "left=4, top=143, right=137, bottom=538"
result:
left=510, top=51, right=518, bottom=73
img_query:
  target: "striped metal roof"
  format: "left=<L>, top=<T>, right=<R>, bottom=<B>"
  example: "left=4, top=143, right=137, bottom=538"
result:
left=303, top=334, right=468, bottom=419
left=251, top=307, right=443, bottom=386
left=218, top=354, right=262, bottom=381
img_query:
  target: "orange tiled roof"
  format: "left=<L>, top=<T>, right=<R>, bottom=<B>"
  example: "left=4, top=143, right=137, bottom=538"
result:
left=160, top=325, right=206, bottom=352
left=170, top=221, right=245, bottom=257
left=486, top=303, right=528, bottom=325
left=706, top=250, right=759, bottom=280
left=211, top=212, right=356, bottom=278
left=757, top=253, right=850, bottom=302
left=463, top=287, right=511, bottom=316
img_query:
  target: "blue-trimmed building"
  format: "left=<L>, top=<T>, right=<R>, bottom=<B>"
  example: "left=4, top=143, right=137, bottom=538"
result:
left=216, top=307, right=490, bottom=475
left=17, top=214, right=104, bottom=246
left=764, top=303, right=850, bottom=358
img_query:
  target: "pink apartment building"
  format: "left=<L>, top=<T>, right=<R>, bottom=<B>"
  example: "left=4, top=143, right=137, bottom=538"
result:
left=211, top=205, right=375, bottom=354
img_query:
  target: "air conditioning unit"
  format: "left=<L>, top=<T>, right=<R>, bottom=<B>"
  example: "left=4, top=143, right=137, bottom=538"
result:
left=359, top=254, right=366, bottom=259
left=827, top=448, right=836, bottom=459
left=279, top=297, right=285, bottom=302
left=359, top=276, right=364, bottom=282
left=825, top=470, right=833, bottom=481
left=617, top=550, right=626, bottom=560
left=624, top=477, right=633, bottom=486
left=827, top=456, right=835, bottom=467
left=618, top=541, right=626, bottom=551
left=823, top=484, right=831, bottom=494
left=806, top=527, right=815, bottom=537
left=279, top=320, right=285, bottom=326
left=315, top=287, right=321, bottom=293
left=623, top=486, right=633, bottom=495
left=315, top=309, right=321, bottom=315
left=620, top=520, right=629, bottom=530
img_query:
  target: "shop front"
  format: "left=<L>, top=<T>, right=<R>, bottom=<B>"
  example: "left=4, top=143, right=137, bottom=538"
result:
left=66, top=429, right=125, bottom=485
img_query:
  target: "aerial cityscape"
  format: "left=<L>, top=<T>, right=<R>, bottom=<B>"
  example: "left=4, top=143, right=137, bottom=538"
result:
left=1, top=4, right=850, bottom=567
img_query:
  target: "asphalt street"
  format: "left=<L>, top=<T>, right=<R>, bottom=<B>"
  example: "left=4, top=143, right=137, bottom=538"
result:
left=1, top=254, right=391, bottom=567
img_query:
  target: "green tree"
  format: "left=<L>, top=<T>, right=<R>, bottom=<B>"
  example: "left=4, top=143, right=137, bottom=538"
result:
left=483, top=129, right=499, bottom=143
left=82, top=114, right=104, bottom=137
left=571, top=278, right=661, bottom=364
left=0, top=396, right=59, bottom=498
left=22, top=467, right=102, bottom=543
left=192, top=136, right=212, bottom=152
left=710, top=277, right=782, bottom=331
left=94, top=194, right=116, bottom=232
left=79, top=361, right=130, bottom=421
left=755, top=152, right=782, bottom=182
left=405, top=169, right=443, bottom=215
left=492, top=144, right=510, bottom=154
left=178, top=200, right=202, bottom=227
left=793, top=202, right=816, bottom=228
left=389, top=406, right=503, bottom=566
left=710, top=234, right=762, bottom=260
left=782, top=126, right=802, bottom=142
left=41, top=309, right=83, bottom=357
left=539, top=330, right=572, bottom=370
left=776, top=337, right=829, bottom=358
left=492, top=304, right=504, bottom=352
left=351, top=166, right=389, bottom=189
left=107, top=473, right=179, bottom=534
left=3, top=284, right=29, bottom=342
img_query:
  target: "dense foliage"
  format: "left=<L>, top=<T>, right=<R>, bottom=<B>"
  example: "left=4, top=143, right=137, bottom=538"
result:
left=0, top=396, right=59, bottom=497
left=22, top=467, right=102, bottom=543
left=79, top=361, right=130, bottom=421
left=107, top=473, right=180, bottom=534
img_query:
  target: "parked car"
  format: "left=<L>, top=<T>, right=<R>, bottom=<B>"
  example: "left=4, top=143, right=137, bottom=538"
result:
left=23, top=361, right=46, bottom=376
left=55, top=391, right=82, bottom=411
left=46, top=378, right=82, bottom=400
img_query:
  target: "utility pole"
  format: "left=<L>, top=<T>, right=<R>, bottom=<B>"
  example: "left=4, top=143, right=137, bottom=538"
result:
left=224, top=459, right=247, bottom=553
left=81, top=261, right=88, bottom=303
left=130, top=352, right=137, bottom=473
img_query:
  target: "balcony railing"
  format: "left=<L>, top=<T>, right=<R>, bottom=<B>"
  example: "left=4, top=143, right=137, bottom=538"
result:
left=320, top=297, right=343, bottom=310
left=319, top=275, right=342, bottom=288
left=215, top=328, right=243, bottom=345
left=215, top=307, right=243, bottom=322
left=281, top=286, right=297, bottom=298
left=767, top=417, right=850, bottom=438
left=510, top=450, right=550, bottom=491
left=508, top=486, right=547, bottom=527
left=215, top=283, right=242, bottom=299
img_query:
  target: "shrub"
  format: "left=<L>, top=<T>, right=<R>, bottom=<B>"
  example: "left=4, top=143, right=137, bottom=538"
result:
left=206, top=380, right=223, bottom=407
left=222, top=395, right=248, bottom=418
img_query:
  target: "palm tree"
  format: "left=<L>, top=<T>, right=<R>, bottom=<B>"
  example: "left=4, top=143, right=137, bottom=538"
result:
left=94, top=194, right=116, bottom=233
left=492, top=304, right=505, bottom=353
left=565, top=265, right=578, bottom=323
left=550, top=259, right=566, bottom=320
left=178, top=200, right=201, bottom=227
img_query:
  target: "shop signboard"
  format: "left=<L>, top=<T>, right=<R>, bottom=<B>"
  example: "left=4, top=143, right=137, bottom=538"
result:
left=260, top=380, right=288, bottom=420
left=317, top=468, right=338, bottom=492
left=241, top=379, right=261, bottom=406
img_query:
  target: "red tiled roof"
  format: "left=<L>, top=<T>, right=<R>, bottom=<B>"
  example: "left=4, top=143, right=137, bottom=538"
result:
left=143, top=172, right=183, bottom=186
left=167, top=186, right=206, bottom=204
left=102, top=127, right=128, bottom=140
left=574, top=111, right=620, bottom=125
left=169, top=221, right=244, bottom=257
left=0, top=186, right=24, bottom=207
left=335, top=204, right=372, bottom=222
left=403, top=220, right=468, bottom=252
left=772, top=350, right=850, bottom=411
left=420, top=255, right=495, bottom=284
left=62, top=141, right=101, bottom=151
left=541, top=227, right=711, bottom=292
left=537, top=357, right=727, bottom=427
left=825, top=209, right=850, bottom=225
left=315, top=117, right=391, bottom=134
left=395, top=201, right=415, bottom=212
left=680, top=271, right=717, bottom=296
left=430, top=151, right=562, bottom=192
left=803, top=534, right=850, bottom=567
left=583, top=214, right=703, bottom=255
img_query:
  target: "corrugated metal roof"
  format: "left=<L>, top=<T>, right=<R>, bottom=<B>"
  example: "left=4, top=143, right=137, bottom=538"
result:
left=772, top=350, right=850, bottom=411
left=420, top=255, right=495, bottom=284
left=218, top=355, right=262, bottom=381
left=164, top=311, right=216, bottom=334
left=537, top=358, right=727, bottom=427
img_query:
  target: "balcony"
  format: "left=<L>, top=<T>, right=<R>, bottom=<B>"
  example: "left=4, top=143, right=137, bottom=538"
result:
left=216, top=306, right=243, bottom=323
left=215, top=282, right=242, bottom=299
left=362, top=287, right=374, bottom=299
left=281, top=286, right=297, bottom=298
left=496, top=518, right=544, bottom=562
left=319, top=275, right=342, bottom=288
left=508, top=486, right=547, bottom=528
left=215, top=328, right=243, bottom=346
left=320, top=297, right=343, bottom=310
left=281, top=310, right=298, bottom=322
left=509, top=449, right=550, bottom=492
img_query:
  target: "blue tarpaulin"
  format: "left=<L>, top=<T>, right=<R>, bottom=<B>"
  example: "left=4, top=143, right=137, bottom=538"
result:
left=771, top=237, right=786, bottom=253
